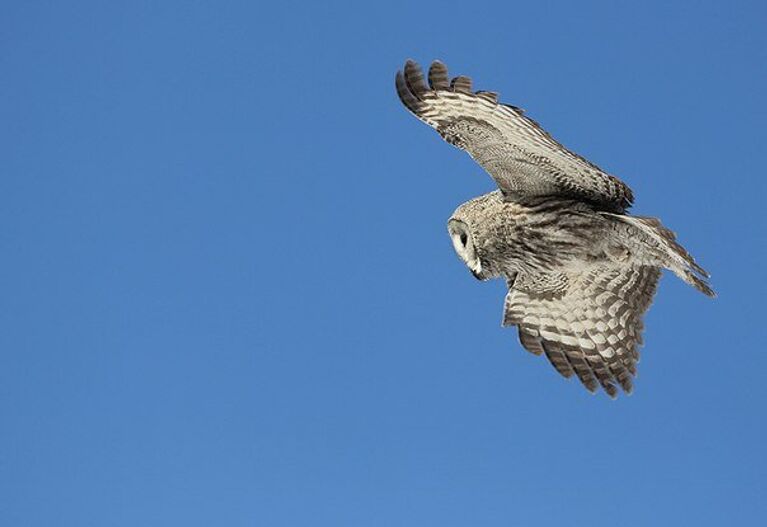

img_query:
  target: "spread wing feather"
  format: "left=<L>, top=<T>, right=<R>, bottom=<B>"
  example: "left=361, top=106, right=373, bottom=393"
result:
left=396, top=60, right=634, bottom=211
left=503, top=265, right=661, bottom=397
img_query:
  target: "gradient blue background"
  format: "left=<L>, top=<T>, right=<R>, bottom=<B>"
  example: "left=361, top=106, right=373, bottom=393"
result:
left=2, top=1, right=765, bottom=525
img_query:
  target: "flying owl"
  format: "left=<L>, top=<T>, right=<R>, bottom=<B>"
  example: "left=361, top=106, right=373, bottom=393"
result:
left=396, top=59, right=714, bottom=398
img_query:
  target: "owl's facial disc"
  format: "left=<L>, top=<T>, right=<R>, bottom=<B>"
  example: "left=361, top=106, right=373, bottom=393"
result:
left=448, top=219, right=483, bottom=278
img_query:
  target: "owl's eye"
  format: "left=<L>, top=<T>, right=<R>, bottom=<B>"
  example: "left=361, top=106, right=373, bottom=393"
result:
left=459, top=232, right=468, bottom=247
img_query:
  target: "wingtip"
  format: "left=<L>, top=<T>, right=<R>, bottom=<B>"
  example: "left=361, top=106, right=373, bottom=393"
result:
left=403, top=59, right=418, bottom=78
left=403, top=59, right=429, bottom=99
left=694, top=263, right=711, bottom=279
left=618, top=377, right=634, bottom=395
left=428, top=60, right=449, bottom=90
left=395, top=69, right=420, bottom=113
left=402, top=58, right=419, bottom=76
left=603, top=383, right=619, bottom=399
left=450, top=75, right=472, bottom=94
left=689, top=272, right=716, bottom=298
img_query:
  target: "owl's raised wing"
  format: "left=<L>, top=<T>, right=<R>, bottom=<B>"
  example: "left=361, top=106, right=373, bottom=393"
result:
left=503, top=265, right=660, bottom=397
left=396, top=60, right=634, bottom=211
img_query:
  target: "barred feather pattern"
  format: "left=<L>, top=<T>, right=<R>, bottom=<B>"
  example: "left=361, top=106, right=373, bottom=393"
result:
left=396, top=58, right=715, bottom=398
left=396, top=59, right=634, bottom=211
left=503, top=265, right=661, bottom=397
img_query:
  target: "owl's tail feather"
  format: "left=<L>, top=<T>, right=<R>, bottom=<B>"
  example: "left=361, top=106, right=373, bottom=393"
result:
left=610, top=215, right=715, bottom=298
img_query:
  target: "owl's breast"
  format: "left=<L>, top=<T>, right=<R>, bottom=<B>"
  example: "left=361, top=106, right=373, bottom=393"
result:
left=458, top=194, right=610, bottom=276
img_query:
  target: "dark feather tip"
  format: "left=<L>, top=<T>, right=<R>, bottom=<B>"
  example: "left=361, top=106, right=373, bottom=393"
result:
left=428, top=60, right=449, bottom=90
left=403, top=60, right=429, bottom=98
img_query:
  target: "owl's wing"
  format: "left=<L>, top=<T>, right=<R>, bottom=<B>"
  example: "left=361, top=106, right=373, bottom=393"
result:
left=502, top=265, right=661, bottom=397
left=396, top=60, right=634, bottom=211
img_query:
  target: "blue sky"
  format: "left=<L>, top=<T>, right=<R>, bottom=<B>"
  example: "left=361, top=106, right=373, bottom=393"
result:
left=2, top=1, right=765, bottom=525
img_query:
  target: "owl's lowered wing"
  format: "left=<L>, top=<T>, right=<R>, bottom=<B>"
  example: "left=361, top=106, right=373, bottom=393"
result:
left=396, top=60, right=633, bottom=211
left=503, top=265, right=660, bottom=397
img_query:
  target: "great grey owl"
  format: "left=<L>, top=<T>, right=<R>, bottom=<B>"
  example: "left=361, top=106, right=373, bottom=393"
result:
left=396, top=59, right=714, bottom=398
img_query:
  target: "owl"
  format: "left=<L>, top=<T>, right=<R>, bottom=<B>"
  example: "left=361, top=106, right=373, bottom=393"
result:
left=396, top=59, right=714, bottom=398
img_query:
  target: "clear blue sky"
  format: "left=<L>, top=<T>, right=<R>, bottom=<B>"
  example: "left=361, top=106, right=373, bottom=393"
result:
left=2, top=1, right=765, bottom=525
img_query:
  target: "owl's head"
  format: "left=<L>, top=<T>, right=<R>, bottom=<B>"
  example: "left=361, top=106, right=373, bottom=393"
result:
left=448, top=218, right=485, bottom=279
left=447, top=191, right=510, bottom=281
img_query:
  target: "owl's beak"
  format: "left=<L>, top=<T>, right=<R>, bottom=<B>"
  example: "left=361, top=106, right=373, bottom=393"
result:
left=470, top=268, right=485, bottom=281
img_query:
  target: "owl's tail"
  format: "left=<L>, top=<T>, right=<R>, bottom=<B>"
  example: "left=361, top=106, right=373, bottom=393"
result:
left=608, top=215, right=715, bottom=297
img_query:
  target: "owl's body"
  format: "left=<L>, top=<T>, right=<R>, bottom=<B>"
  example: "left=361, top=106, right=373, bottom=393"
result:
left=396, top=59, right=714, bottom=398
left=451, top=190, right=710, bottom=286
left=452, top=191, right=616, bottom=277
